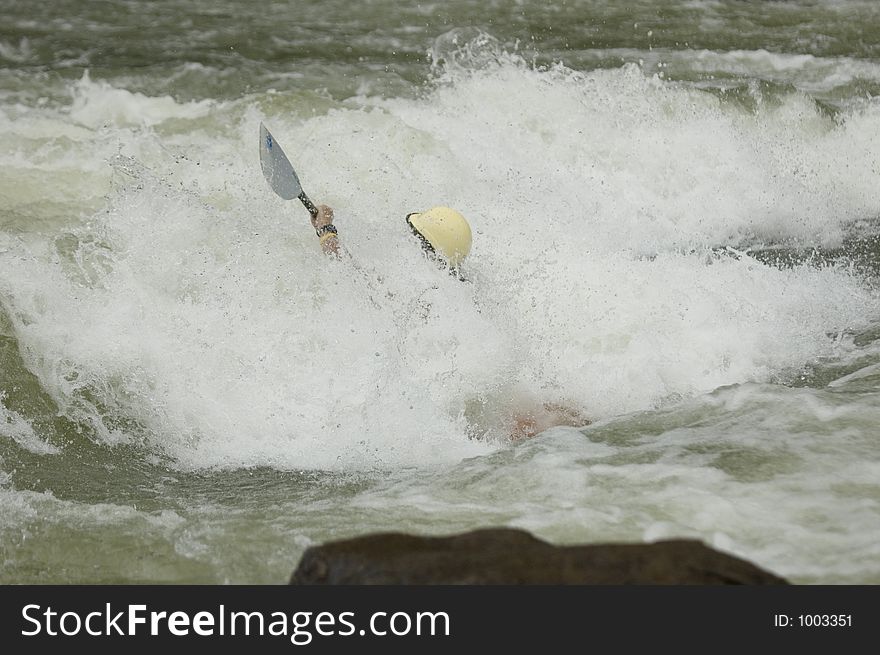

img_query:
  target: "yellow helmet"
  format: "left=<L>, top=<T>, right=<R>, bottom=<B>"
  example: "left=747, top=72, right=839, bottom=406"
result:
left=406, top=206, right=472, bottom=268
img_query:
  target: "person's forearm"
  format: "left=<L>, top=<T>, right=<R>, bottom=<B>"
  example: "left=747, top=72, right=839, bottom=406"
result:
left=312, top=204, right=340, bottom=257
left=317, top=226, right=340, bottom=256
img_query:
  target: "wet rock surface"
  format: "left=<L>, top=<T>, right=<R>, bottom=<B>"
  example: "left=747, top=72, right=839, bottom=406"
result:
left=290, top=528, right=789, bottom=585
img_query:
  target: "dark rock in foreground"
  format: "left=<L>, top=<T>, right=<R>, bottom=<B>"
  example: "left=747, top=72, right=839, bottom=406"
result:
left=290, top=528, right=788, bottom=585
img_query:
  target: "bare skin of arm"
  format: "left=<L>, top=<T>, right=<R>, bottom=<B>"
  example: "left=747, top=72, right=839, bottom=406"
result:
left=311, top=204, right=340, bottom=256
left=509, top=402, right=591, bottom=441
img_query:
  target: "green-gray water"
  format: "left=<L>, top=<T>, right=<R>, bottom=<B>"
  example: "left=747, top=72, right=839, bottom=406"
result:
left=2, top=0, right=880, bottom=583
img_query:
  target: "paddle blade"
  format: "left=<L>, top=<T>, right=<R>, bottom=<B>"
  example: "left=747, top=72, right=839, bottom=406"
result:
left=259, top=122, right=304, bottom=200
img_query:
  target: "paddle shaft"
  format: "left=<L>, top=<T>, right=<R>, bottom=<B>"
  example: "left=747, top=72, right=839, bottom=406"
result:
left=298, top=191, right=319, bottom=219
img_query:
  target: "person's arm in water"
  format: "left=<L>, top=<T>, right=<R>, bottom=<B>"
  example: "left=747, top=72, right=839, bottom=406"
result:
left=311, top=204, right=340, bottom=256
left=509, top=402, right=591, bottom=441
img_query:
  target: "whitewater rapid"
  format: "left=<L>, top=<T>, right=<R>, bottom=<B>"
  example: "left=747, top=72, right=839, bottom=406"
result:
left=2, top=50, right=880, bottom=472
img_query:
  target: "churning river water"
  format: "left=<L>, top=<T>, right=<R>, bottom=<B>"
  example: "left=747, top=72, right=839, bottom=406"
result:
left=2, top=0, right=880, bottom=583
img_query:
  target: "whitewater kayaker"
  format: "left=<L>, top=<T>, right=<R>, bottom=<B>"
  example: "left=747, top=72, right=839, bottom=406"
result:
left=259, top=124, right=588, bottom=440
left=310, top=203, right=472, bottom=275
left=309, top=201, right=589, bottom=440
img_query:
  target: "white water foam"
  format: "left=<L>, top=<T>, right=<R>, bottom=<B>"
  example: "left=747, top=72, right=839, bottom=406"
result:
left=1, top=55, right=879, bottom=471
left=599, top=47, right=880, bottom=98
left=0, top=395, right=59, bottom=455
left=69, top=70, right=214, bottom=129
